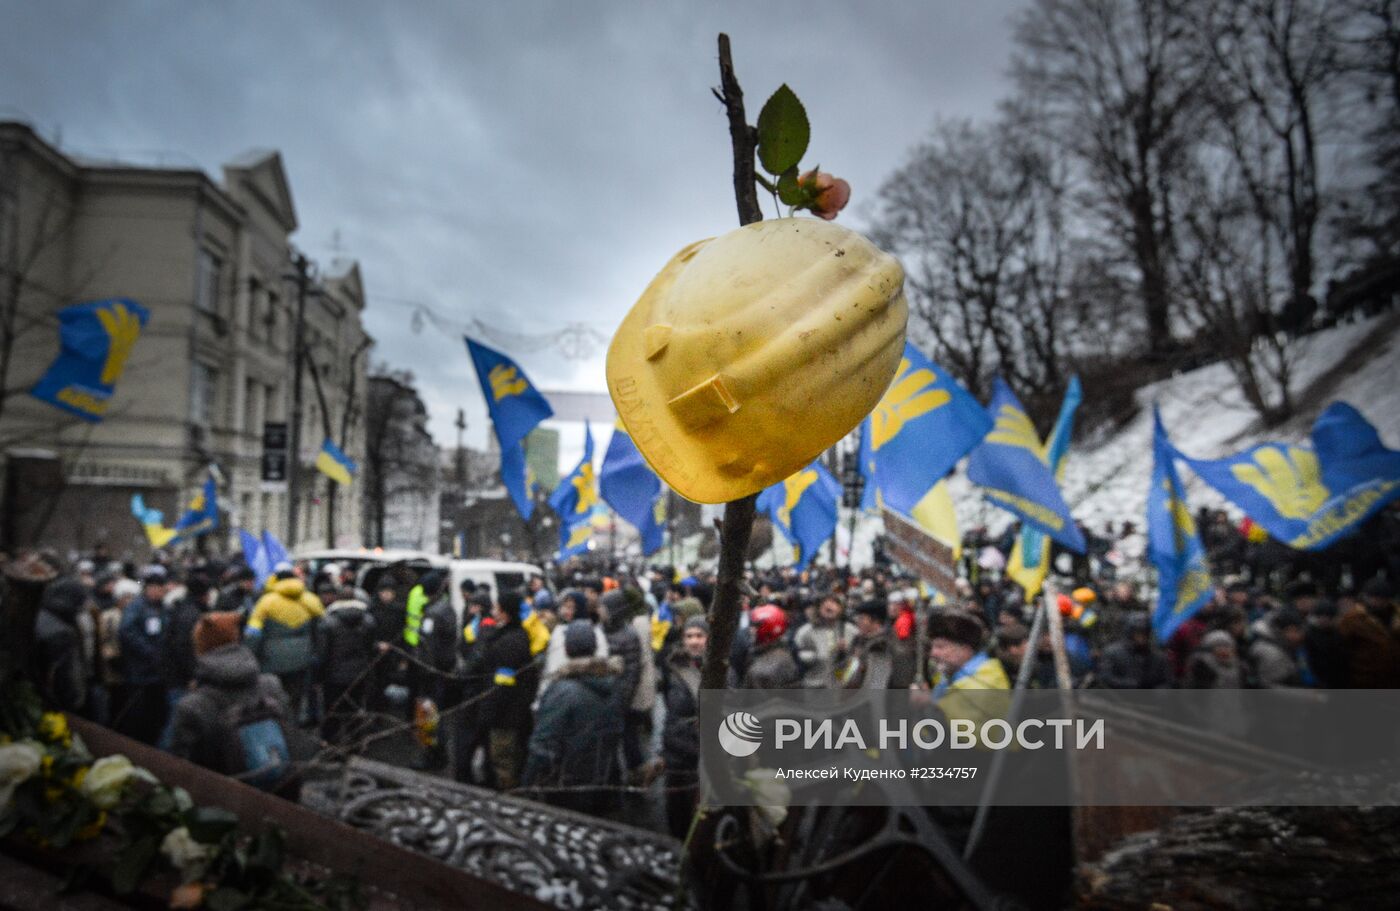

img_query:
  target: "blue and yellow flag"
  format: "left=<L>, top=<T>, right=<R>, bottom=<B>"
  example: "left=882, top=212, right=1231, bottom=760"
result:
left=756, top=461, right=841, bottom=570
left=1173, top=402, right=1400, bottom=551
left=599, top=423, right=667, bottom=556
left=130, top=494, right=176, bottom=548
left=968, top=378, right=1085, bottom=553
left=859, top=342, right=992, bottom=516
left=238, top=529, right=274, bottom=588
left=316, top=439, right=356, bottom=485
left=31, top=298, right=149, bottom=422
left=466, top=337, right=554, bottom=519
left=548, top=423, right=597, bottom=561
left=173, top=471, right=218, bottom=538
left=1006, top=376, right=1082, bottom=600
left=1149, top=408, right=1213, bottom=642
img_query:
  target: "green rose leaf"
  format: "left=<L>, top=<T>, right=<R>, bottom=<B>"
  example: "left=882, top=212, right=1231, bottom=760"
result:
left=756, top=84, right=810, bottom=176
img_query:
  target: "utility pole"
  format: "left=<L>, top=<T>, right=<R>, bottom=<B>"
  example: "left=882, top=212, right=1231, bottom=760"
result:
left=285, top=252, right=311, bottom=548
left=454, top=408, right=466, bottom=485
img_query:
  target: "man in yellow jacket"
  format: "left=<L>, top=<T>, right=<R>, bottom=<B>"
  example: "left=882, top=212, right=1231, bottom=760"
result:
left=246, top=570, right=325, bottom=722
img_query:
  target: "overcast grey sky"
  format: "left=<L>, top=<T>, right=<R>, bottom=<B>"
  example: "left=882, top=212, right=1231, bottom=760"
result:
left=1, top=1, right=1023, bottom=464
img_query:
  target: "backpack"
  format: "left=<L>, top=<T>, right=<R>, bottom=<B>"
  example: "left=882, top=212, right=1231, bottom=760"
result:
left=215, top=692, right=291, bottom=790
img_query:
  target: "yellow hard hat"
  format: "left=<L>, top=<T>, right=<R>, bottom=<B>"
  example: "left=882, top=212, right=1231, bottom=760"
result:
left=607, top=218, right=907, bottom=504
left=1072, top=586, right=1097, bottom=604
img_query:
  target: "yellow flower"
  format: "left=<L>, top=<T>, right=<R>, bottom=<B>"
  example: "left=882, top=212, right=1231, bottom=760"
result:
left=38, top=712, right=71, bottom=746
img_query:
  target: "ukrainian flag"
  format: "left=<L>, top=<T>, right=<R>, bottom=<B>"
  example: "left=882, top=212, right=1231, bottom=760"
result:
left=130, top=494, right=176, bottom=548
left=1006, top=376, right=1081, bottom=600
left=756, top=460, right=841, bottom=570
left=548, top=423, right=597, bottom=561
left=1148, top=407, right=1213, bottom=641
left=466, top=338, right=554, bottom=519
left=316, top=439, right=356, bottom=485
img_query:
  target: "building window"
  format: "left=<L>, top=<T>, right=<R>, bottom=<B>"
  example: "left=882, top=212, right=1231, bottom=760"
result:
left=190, top=362, right=217, bottom=427
left=196, top=249, right=222, bottom=314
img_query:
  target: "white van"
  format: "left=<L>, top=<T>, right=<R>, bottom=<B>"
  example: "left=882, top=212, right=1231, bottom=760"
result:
left=294, top=548, right=548, bottom=625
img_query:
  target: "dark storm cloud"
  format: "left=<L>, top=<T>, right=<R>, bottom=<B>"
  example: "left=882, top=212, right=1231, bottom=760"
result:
left=1, top=1, right=1020, bottom=451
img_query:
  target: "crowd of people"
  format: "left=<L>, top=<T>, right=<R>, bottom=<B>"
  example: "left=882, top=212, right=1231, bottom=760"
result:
left=17, top=503, right=1400, bottom=837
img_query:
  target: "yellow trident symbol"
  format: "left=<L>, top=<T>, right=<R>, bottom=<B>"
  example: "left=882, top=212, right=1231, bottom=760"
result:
left=1230, top=446, right=1329, bottom=520
left=97, top=302, right=141, bottom=385
left=571, top=463, right=597, bottom=515
left=651, top=495, right=667, bottom=526
left=871, top=358, right=950, bottom=450
left=489, top=364, right=529, bottom=402
left=778, top=469, right=819, bottom=529
left=1162, top=477, right=1197, bottom=551
left=985, top=404, right=1046, bottom=462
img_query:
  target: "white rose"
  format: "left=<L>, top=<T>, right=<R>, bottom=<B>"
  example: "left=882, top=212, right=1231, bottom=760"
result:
left=81, top=755, right=136, bottom=810
left=161, top=826, right=212, bottom=882
left=742, top=768, right=791, bottom=829
left=0, top=741, right=44, bottom=809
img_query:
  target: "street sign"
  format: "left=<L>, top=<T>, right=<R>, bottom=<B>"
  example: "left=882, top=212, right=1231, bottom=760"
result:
left=262, top=421, right=288, bottom=487
left=881, top=506, right=958, bottom=598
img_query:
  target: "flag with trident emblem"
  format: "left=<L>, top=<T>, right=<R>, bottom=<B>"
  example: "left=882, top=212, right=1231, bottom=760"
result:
left=757, top=460, right=841, bottom=570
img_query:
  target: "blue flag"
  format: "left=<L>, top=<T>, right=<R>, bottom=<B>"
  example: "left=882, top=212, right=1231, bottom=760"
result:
left=860, top=342, right=992, bottom=516
left=967, top=378, right=1085, bottom=553
left=1007, top=376, right=1082, bottom=599
left=30, top=298, right=150, bottom=422
left=261, top=530, right=290, bottom=571
left=239, top=529, right=274, bottom=588
left=466, top=337, right=554, bottom=519
left=548, top=423, right=597, bottom=561
left=1148, top=408, right=1213, bottom=642
left=599, top=423, right=667, bottom=556
left=173, top=471, right=219, bottom=538
left=1173, top=401, right=1400, bottom=550
left=756, top=461, right=841, bottom=570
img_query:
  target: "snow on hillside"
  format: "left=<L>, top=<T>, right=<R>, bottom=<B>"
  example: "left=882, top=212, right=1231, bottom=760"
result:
left=1055, top=311, right=1400, bottom=534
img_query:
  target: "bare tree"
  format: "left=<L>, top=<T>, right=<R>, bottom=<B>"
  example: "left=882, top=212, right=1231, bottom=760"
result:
left=1011, top=0, right=1208, bottom=357
left=1332, top=0, right=1400, bottom=264
left=869, top=118, right=1079, bottom=419
left=302, top=334, right=372, bottom=547
left=1188, top=0, right=1355, bottom=335
left=362, top=370, right=437, bottom=548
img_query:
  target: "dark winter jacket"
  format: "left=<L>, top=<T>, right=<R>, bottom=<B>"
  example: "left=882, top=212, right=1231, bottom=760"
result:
left=1098, top=640, right=1172, bottom=689
left=1304, top=624, right=1347, bottom=689
left=34, top=578, right=89, bottom=711
left=522, top=656, right=623, bottom=813
left=118, top=595, right=167, bottom=686
left=169, top=644, right=289, bottom=771
left=318, top=599, right=379, bottom=688
left=743, top=638, right=802, bottom=689
left=215, top=583, right=256, bottom=620
left=415, top=595, right=460, bottom=675
left=661, top=649, right=702, bottom=772
left=161, top=597, right=205, bottom=689
left=604, top=618, right=644, bottom=712
left=1338, top=604, right=1400, bottom=688
left=480, top=622, right=536, bottom=732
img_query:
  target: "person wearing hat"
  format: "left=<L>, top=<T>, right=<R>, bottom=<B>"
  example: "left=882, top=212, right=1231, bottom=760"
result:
left=480, top=589, right=538, bottom=791
left=994, top=622, right=1030, bottom=680
left=662, top=616, right=708, bottom=838
left=1247, top=607, right=1307, bottom=688
left=1185, top=629, right=1245, bottom=689
left=215, top=564, right=258, bottom=621
left=317, top=586, right=379, bottom=746
left=114, top=567, right=172, bottom=744
left=840, top=600, right=912, bottom=690
left=33, top=576, right=91, bottom=713
left=910, top=610, right=1007, bottom=734
left=1099, top=613, right=1172, bottom=689
left=521, top=619, right=623, bottom=814
left=169, top=612, right=291, bottom=785
left=1304, top=599, right=1348, bottom=688
left=245, top=569, right=325, bottom=723
left=1338, top=578, right=1400, bottom=688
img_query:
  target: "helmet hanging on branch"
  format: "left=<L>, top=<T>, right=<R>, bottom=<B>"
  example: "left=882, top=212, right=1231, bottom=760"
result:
left=607, top=218, right=908, bottom=504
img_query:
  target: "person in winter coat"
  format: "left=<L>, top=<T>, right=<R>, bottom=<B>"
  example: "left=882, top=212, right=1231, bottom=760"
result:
left=541, top=605, right=608, bottom=689
left=34, top=577, right=90, bottom=713
left=215, top=566, right=258, bottom=620
left=840, top=600, right=903, bottom=690
left=521, top=620, right=624, bottom=814
left=1098, top=614, right=1172, bottom=689
left=409, top=571, right=459, bottom=769
left=794, top=595, right=858, bottom=688
left=480, top=590, right=537, bottom=791
left=1304, top=600, right=1348, bottom=688
left=161, top=573, right=212, bottom=699
left=317, top=589, right=379, bottom=744
left=1247, top=608, right=1307, bottom=688
left=1185, top=630, right=1245, bottom=688
left=662, top=617, right=706, bottom=838
left=743, top=604, right=801, bottom=689
left=245, top=571, right=324, bottom=718
left=115, top=568, right=172, bottom=744
left=914, top=611, right=1009, bottom=735
left=599, top=588, right=650, bottom=776
left=452, top=590, right=497, bottom=784
left=1339, top=579, right=1400, bottom=688
left=169, top=612, right=292, bottom=788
